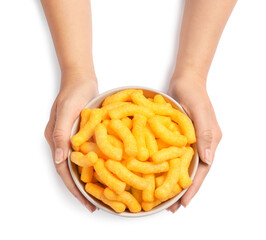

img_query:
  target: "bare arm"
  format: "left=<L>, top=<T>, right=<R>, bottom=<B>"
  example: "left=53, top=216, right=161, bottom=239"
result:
left=42, top=0, right=97, bottom=212
left=41, top=0, right=96, bottom=83
left=172, top=0, right=237, bottom=84
left=168, top=0, right=237, bottom=212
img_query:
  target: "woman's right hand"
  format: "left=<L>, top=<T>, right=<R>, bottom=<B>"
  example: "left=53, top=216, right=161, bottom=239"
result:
left=44, top=71, right=98, bottom=212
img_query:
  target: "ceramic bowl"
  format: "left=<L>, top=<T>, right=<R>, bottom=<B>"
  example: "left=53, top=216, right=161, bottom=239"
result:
left=68, top=86, right=199, bottom=217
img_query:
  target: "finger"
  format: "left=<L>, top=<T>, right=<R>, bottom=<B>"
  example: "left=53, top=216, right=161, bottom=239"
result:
left=56, top=160, right=96, bottom=212
left=53, top=102, right=96, bottom=211
left=46, top=102, right=96, bottom=212
left=167, top=200, right=181, bottom=213
left=44, top=102, right=57, bottom=152
left=180, top=162, right=211, bottom=207
left=45, top=121, right=55, bottom=154
left=191, top=104, right=218, bottom=165
left=53, top=101, right=79, bottom=164
left=211, top=125, right=223, bottom=157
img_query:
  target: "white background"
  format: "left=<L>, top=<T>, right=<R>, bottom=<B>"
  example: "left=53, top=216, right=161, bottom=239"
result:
left=0, top=0, right=265, bottom=239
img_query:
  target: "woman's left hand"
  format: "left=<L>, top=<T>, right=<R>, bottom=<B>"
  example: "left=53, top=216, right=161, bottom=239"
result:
left=167, top=77, right=222, bottom=213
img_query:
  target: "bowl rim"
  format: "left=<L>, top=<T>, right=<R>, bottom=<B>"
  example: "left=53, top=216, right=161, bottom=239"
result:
left=68, top=86, right=199, bottom=217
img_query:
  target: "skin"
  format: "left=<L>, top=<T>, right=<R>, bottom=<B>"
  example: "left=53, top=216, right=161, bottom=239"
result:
left=167, top=0, right=237, bottom=212
left=42, top=0, right=97, bottom=212
left=42, top=0, right=237, bottom=213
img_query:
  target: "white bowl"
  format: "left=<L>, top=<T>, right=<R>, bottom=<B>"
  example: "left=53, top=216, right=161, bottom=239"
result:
left=68, top=86, right=199, bottom=217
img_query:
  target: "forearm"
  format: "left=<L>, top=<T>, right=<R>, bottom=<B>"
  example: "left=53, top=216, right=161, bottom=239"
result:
left=41, top=0, right=96, bottom=83
left=172, top=0, right=237, bottom=86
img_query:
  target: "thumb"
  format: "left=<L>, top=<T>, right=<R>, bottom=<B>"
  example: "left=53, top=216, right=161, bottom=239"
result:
left=53, top=103, right=77, bottom=165
left=196, top=128, right=213, bottom=165
left=191, top=104, right=216, bottom=165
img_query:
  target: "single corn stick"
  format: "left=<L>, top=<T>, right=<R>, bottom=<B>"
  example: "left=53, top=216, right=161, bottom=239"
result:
left=102, top=101, right=129, bottom=111
left=178, top=147, right=194, bottom=189
left=132, top=114, right=149, bottom=161
left=70, top=152, right=86, bottom=166
left=70, top=151, right=98, bottom=167
left=145, top=126, right=158, bottom=156
left=94, top=158, right=126, bottom=194
left=104, top=188, right=141, bottom=213
left=109, top=103, right=154, bottom=119
left=105, top=160, right=148, bottom=190
left=85, top=183, right=126, bottom=213
left=141, top=199, right=161, bottom=212
left=131, top=91, right=173, bottom=115
left=79, top=142, right=106, bottom=158
left=148, top=116, right=187, bottom=147
left=71, top=109, right=103, bottom=150
left=151, top=146, right=186, bottom=163
left=154, top=94, right=166, bottom=104
left=80, top=108, right=91, bottom=129
left=142, top=174, right=155, bottom=202
left=102, top=89, right=142, bottom=106
left=109, top=119, right=138, bottom=157
left=80, top=166, right=94, bottom=183
left=101, top=102, right=129, bottom=119
left=155, top=158, right=181, bottom=200
left=126, top=158, right=169, bottom=174
left=170, top=109, right=196, bottom=144
left=95, top=123, right=123, bottom=161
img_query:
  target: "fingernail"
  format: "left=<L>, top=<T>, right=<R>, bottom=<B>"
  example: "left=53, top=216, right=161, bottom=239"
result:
left=55, top=148, right=64, bottom=164
left=204, top=149, right=212, bottom=165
